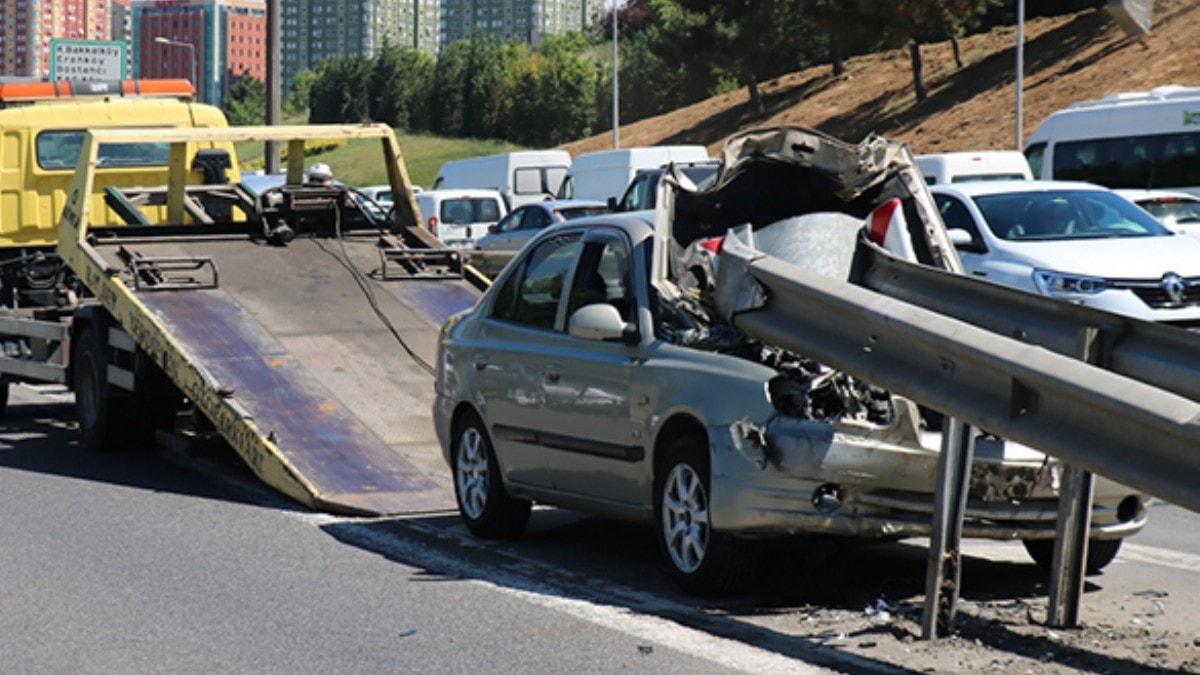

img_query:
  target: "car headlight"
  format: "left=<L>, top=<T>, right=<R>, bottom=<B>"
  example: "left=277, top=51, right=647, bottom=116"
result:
left=1032, top=269, right=1109, bottom=295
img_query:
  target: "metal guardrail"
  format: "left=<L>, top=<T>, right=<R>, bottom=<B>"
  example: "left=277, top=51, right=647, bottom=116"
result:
left=716, top=232, right=1200, bottom=513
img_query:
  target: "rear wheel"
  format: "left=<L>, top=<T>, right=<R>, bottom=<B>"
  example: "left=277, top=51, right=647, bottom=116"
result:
left=72, top=325, right=134, bottom=452
left=452, top=413, right=530, bottom=539
left=1022, top=537, right=1123, bottom=574
left=654, top=433, right=759, bottom=595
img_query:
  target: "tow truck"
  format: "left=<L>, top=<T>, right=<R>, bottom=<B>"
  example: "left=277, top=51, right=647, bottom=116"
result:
left=2, top=123, right=487, bottom=515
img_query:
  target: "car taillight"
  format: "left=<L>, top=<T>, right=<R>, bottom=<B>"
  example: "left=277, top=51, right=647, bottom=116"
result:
left=869, top=198, right=900, bottom=246
left=428, top=217, right=439, bottom=236
left=699, top=236, right=725, bottom=253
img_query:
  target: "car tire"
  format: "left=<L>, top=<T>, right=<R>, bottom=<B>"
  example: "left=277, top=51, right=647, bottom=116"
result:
left=654, top=433, right=759, bottom=595
left=72, top=325, right=135, bottom=453
left=452, top=413, right=530, bottom=539
left=1022, top=537, right=1123, bottom=575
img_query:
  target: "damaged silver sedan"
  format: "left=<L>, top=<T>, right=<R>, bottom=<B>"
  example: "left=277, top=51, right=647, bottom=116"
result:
left=434, top=126, right=1145, bottom=594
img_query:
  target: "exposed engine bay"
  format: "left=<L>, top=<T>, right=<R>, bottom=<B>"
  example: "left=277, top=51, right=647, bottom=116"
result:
left=652, top=127, right=955, bottom=430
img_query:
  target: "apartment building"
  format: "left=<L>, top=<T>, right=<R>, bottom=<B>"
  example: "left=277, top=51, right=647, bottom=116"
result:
left=0, top=0, right=111, bottom=79
left=134, top=0, right=266, bottom=104
left=440, top=0, right=592, bottom=46
left=281, top=0, right=440, bottom=89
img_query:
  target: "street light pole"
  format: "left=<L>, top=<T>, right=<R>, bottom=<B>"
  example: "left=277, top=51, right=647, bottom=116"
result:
left=154, top=37, right=198, bottom=100
left=265, top=0, right=282, bottom=174
left=612, top=0, right=620, bottom=149
left=1015, top=0, right=1025, bottom=150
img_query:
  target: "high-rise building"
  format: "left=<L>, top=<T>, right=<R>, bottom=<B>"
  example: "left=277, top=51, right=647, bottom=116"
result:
left=111, top=0, right=135, bottom=78
left=0, top=0, right=111, bottom=79
left=440, top=0, right=593, bottom=46
left=134, top=0, right=266, bottom=104
left=281, top=0, right=441, bottom=91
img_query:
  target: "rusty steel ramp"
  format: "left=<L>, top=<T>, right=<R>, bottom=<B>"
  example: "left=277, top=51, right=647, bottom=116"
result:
left=127, top=236, right=479, bottom=515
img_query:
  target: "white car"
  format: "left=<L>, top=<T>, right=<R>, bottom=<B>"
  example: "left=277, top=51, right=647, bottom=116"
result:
left=931, top=180, right=1200, bottom=327
left=1115, top=189, right=1200, bottom=236
left=415, top=189, right=508, bottom=248
left=915, top=151, right=1033, bottom=185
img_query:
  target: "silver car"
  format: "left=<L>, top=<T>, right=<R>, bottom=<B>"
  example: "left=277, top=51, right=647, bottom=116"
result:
left=434, top=127, right=1145, bottom=594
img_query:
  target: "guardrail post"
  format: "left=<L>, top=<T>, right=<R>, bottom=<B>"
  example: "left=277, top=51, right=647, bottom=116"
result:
left=1046, top=327, right=1104, bottom=628
left=1047, top=465, right=1094, bottom=627
left=921, top=416, right=975, bottom=639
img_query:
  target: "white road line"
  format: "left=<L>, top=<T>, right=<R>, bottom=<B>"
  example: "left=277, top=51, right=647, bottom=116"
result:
left=958, top=540, right=1200, bottom=573
left=327, top=519, right=833, bottom=675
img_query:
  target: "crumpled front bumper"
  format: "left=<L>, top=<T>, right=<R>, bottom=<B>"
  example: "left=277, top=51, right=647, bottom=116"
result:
left=707, top=415, right=1146, bottom=541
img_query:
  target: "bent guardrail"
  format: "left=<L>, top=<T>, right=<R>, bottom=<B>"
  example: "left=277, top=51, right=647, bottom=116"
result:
left=715, top=229, right=1200, bottom=513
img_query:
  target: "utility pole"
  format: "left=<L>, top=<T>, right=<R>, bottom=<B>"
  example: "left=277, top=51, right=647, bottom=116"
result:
left=266, top=0, right=282, bottom=174
left=611, top=0, right=620, bottom=149
left=1014, top=0, right=1025, bottom=151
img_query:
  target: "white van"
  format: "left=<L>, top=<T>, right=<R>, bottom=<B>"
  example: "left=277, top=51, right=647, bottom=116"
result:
left=557, top=145, right=711, bottom=204
left=415, top=189, right=507, bottom=248
left=1024, top=85, right=1200, bottom=196
left=432, top=150, right=571, bottom=209
left=915, top=151, right=1033, bottom=185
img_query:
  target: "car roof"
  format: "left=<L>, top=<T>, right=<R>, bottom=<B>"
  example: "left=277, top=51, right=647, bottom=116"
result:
left=532, top=211, right=655, bottom=244
left=1113, top=189, right=1200, bottom=202
left=929, top=180, right=1106, bottom=197
left=418, top=189, right=503, bottom=199
left=526, top=199, right=607, bottom=210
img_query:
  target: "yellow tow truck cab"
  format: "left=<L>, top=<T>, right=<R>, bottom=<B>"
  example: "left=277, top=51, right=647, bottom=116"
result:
left=0, top=79, right=237, bottom=254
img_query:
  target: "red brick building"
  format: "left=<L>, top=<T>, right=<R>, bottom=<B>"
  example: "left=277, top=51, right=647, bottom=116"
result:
left=134, top=0, right=265, bottom=104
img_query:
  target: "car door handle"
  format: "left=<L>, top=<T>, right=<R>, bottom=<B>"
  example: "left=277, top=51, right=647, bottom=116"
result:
left=474, top=358, right=488, bottom=371
left=545, top=370, right=561, bottom=383
left=971, top=270, right=988, bottom=277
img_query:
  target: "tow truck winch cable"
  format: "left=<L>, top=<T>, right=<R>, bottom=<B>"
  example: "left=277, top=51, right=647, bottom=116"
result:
left=313, top=199, right=437, bottom=377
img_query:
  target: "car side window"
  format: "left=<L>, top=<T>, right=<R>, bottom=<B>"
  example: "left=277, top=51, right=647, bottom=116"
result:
left=520, top=208, right=550, bottom=231
left=498, top=208, right=525, bottom=232
left=935, top=194, right=985, bottom=248
left=1025, top=142, right=1046, bottom=179
left=498, top=233, right=582, bottom=331
left=565, top=237, right=633, bottom=324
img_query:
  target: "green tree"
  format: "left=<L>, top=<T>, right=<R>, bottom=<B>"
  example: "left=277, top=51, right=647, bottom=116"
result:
left=370, top=42, right=437, bottom=130
left=224, top=73, right=265, bottom=125
left=285, top=69, right=317, bottom=116
left=309, top=57, right=372, bottom=123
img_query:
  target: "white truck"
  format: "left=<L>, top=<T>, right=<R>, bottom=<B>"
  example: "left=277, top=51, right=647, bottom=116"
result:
left=556, top=145, right=711, bottom=204
left=433, top=150, right=571, bottom=209
left=915, top=151, right=1033, bottom=185
left=1024, top=85, right=1200, bottom=195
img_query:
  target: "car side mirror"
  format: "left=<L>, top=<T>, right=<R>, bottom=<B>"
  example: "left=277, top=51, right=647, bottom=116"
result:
left=607, top=197, right=618, bottom=211
left=947, top=228, right=986, bottom=253
left=489, top=223, right=501, bottom=234
left=568, top=304, right=635, bottom=343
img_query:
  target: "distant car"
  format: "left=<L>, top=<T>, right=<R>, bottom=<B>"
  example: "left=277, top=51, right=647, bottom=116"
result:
left=931, top=180, right=1200, bottom=327
left=1116, top=189, right=1200, bottom=236
left=915, top=151, right=1033, bottom=185
left=614, top=161, right=720, bottom=212
left=416, top=189, right=508, bottom=248
left=474, top=200, right=607, bottom=252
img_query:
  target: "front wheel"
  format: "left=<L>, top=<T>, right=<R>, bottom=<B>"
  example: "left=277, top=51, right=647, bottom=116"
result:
left=452, top=414, right=530, bottom=539
left=654, top=434, right=759, bottom=595
left=1022, top=537, right=1123, bottom=575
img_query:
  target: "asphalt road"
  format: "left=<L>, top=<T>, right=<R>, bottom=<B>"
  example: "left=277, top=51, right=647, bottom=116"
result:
left=1, top=386, right=1197, bottom=673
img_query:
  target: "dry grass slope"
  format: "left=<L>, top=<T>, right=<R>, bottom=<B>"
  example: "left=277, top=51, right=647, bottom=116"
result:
left=564, top=1, right=1200, bottom=156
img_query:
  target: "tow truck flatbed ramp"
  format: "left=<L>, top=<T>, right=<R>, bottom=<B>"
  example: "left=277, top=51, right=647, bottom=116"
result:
left=57, top=125, right=484, bottom=515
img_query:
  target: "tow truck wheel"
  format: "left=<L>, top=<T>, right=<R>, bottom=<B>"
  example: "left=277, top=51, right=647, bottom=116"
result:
left=1021, top=537, right=1123, bottom=575
left=453, top=413, right=530, bottom=539
left=654, top=434, right=760, bottom=595
left=72, top=326, right=132, bottom=453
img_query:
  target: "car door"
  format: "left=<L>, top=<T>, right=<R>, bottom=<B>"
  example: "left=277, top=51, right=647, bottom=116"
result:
left=474, top=231, right=583, bottom=489
left=536, top=230, right=645, bottom=505
left=480, top=206, right=527, bottom=251
left=934, top=193, right=991, bottom=278
left=514, top=207, right=553, bottom=250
